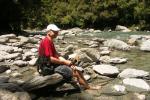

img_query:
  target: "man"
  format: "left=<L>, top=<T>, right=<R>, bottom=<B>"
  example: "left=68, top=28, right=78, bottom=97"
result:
left=38, top=24, right=100, bottom=90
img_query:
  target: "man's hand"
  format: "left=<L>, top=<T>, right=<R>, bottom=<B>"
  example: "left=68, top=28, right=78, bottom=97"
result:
left=71, top=65, right=84, bottom=72
left=71, top=65, right=76, bottom=70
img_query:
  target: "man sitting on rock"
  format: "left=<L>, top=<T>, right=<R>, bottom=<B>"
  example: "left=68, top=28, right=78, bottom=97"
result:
left=37, top=24, right=101, bottom=90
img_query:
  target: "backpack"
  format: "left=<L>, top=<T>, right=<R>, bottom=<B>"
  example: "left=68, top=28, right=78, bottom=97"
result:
left=36, top=56, right=54, bottom=76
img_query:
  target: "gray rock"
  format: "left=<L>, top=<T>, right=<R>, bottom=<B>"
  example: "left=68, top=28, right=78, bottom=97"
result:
left=115, top=25, right=131, bottom=32
left=0, top=65, right=10, bottom=73
left=109, top=57, right=127, bottom=64
left=93, top=64, right=119, bottom=76
left=104, top=39, right=130, bottom=51
left=28, top=58, right=38, bottom=66
left=140, top=40, right=150, bottom=51
left=75, top=48, right=100, bottom=62
left=0, top=89, right=31, bottom=100
left=13, top=60, right=28, bottom=67
left=13, top=47, right=23, bottom=53
left=0, top=38, right=9, bottom=44
left=0, top=83, right=23, bottom=92
left=0, top=34, right=16, bottom=39
left=118, top=68, right=149, bottom=78
left=18, top=36, right=30, bottom=44
left=21, top=73, right=63, bottom=91
left=100, top=50, right=111, bottom=55
left=0, top=76, right=9, bottom=83
left=4, top=53, right=22, bottom=60
left=99, top=56, right=111, bottom=63
left=101, top=84, right=127, bottom=96
left=0, top=44, right=14, bottom=53
left=123, top=78, right=150, bottom=91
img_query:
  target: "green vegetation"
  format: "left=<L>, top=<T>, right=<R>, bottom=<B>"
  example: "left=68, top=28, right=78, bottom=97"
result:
left=0, top=0, right=150, bottom=33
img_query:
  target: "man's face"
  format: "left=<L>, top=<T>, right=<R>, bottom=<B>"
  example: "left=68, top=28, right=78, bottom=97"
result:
left=48, top=30, right=59, bottom=38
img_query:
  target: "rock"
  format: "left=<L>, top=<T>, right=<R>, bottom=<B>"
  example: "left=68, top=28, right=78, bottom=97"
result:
left=64, top=44, right=75, bottom=52
left=88, top=41, right=99, bottom=48
left=89, top=43, right=99, bottom=48
left=13, top=60, right=28, bottom=67
left=21, top=73, right=63, bottom=91
left=5, top=69, right=12, bottom=74
left=0, top=83, right=23, bottom=92
left=109, top=57, right=127, bottom=64
left=118, top=68, right=149, bottom=78
left=123, top=78, right=150, bottom=92
left=140, top=40, right=150, bottom=51
left=0, top=65, right=10, bottom=73
left=101, top=84, right=127, bottom=96
left=13, top=47, right=23, bottom=53
left=84, top=74, right=91, bottom=81
left=129, top=35, right=143, bottom=40
left=99, top=56, right=111, bottom=63
left=92, top=38, right=105, bottom=43
left=28, top=58, right=38, bottom=66
left=0, top=76, right=9, bottom=83
left=68, top=53, right=78, bottom=59
left=134, top=93, right=146, bottom=100
left=0, top=34, right=16, bottom=39
left=99, top=47, right=109, bottom=51
left=75, top=48, right=100, bottom=62
left=128, top=38, right=138, bottom=46
left=0, top=44, right=14, bottom=53
left=78, top=53, right=93, bottom=63
left=0, top=38, right=9, bottom=44
left=100, top=50, right=111, bottom=55
left=24, top=51, right=35, bottom=58
left=103, top=39, right=130, bottom=51
left=93, top=64, right=119, bottom=76
left=115, top=25, right=131, bottom=32
left=30, top=48, right=38, bottom=53
left=4, top=53, right=22, bottom=60
left=0, top=89, right=31, bottom=100
left=9, top=38, right=18, bottom=43
left=113, top=85, right=126, bottom=93
left=93, top=30, right=102, bottom=33
left=11, top=72, right=22, bottom=77
left=18, top=36, right=29, bottom=44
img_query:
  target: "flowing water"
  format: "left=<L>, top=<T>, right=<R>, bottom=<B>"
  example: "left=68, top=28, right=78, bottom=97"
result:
left=64, top=31, right=150, bottom=72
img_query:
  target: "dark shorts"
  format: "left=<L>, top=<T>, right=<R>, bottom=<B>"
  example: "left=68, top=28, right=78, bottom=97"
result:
left=54, top=65, right=73, bottom=81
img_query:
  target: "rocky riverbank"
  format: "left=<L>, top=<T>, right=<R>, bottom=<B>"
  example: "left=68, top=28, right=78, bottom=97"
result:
left=0, top=28, right=150, bottom=100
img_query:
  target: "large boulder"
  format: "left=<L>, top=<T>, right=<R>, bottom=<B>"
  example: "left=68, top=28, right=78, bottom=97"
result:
left=75, top=48, right=100, bottom=62
left=103, top=39, right=130, bottom=51
left=118, top=68, right=149, bottom=78
left=115, top=25, right=131, bottom=32
left=140, top=40, right=150, bottom=51
left=0, top=44, right=14, bottom=53
left=4, top=53, right=22, bottom=60
left=123, top=78, right=150, bottom=92
left=93, top=64, right=119, bottom=76
left=13, top=60, right=28, bottom=67
left=0, top=89, right=31, bottom=100
left=0, top=34, right=16, bottom=39
left=21, top=73, right=63, bottom=91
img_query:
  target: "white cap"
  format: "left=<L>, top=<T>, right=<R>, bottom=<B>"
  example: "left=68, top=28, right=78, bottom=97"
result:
left=45, top=24, right=60, bottom=32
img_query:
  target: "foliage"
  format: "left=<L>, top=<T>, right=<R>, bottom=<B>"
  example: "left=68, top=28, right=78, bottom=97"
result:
left=0, top=0, right=150, bottom=33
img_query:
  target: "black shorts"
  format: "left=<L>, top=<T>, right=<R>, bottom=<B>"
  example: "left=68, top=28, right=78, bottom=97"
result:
left=55, top=65, right=73, bottom=81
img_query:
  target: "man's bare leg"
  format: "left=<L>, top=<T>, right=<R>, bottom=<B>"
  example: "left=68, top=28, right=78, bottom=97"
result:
left=73, top=70, right=101, bottom=90
left=73, top=70, right=90, bottom=89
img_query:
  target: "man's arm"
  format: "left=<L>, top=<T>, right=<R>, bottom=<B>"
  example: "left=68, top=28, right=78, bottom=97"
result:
left=50, top=56, right=72, bottom=66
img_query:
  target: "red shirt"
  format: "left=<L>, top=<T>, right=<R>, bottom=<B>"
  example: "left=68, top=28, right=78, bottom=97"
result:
left=38, top=37, right=58, bottom=58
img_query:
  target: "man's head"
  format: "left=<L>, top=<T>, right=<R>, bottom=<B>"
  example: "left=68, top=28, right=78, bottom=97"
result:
left=45, top=24, right=60, bottom=38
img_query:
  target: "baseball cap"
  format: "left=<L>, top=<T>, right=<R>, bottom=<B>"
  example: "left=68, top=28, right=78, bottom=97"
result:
left=45, top=24, right=60, bottom=32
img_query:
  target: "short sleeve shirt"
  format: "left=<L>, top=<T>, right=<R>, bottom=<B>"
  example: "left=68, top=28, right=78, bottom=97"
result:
left=38, top=37, right=58, bottom=58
